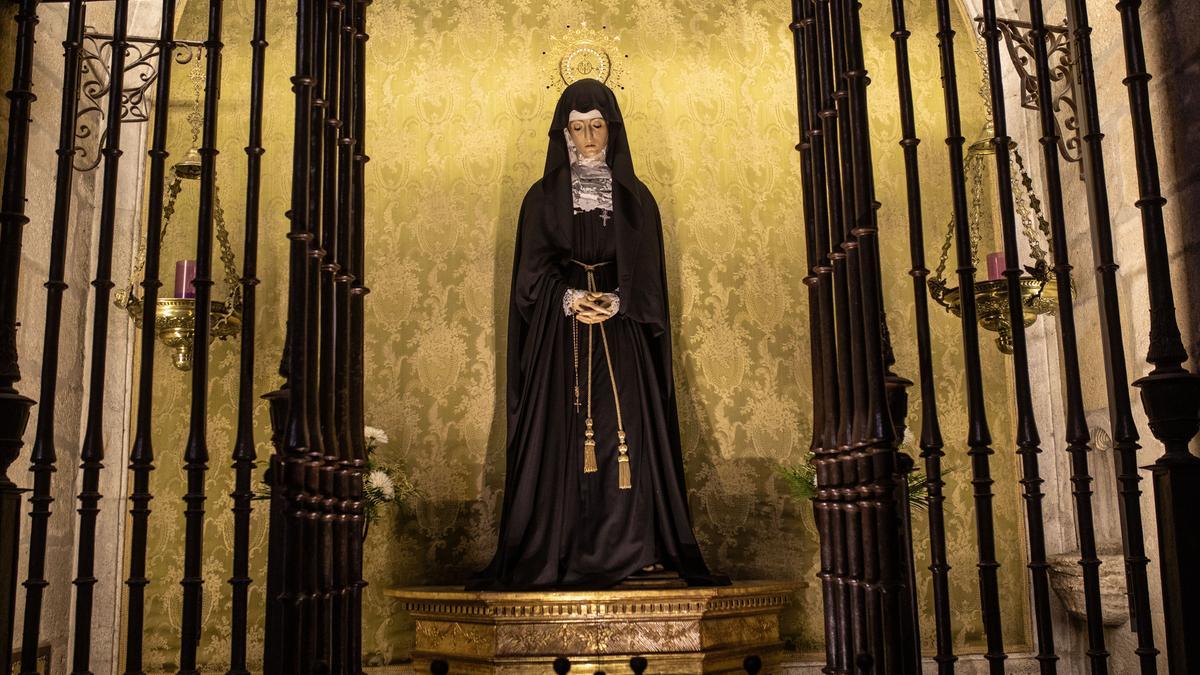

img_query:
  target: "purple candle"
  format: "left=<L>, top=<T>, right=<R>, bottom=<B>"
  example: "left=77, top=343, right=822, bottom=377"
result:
left=174, top=259, right=197, bottom=298
left=986, top=252, right=1005, bottom=281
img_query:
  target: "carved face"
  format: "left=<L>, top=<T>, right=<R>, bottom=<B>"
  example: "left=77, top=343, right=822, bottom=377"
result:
left=567, top=115, right=609, bottom=159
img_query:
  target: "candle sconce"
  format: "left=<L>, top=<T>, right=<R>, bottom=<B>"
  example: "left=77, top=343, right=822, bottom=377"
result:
left=927, top=38, right=1072, bottom=355
left=927, top=131, right=1063, bottom=355
left=115, top=58, right=242, bottom=371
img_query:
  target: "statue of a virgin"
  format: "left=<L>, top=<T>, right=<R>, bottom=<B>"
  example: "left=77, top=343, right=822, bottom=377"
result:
left=468, top=79, right=728, bottom=590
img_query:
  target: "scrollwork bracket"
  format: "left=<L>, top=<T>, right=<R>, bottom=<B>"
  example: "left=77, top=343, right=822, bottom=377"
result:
left=74, top=29, right=206, bottom=172
left=976, top=16, right=1082, bottom=168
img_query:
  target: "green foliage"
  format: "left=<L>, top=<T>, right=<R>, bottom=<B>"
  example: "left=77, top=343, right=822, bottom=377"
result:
left=780, top=460, right=818, bottom=502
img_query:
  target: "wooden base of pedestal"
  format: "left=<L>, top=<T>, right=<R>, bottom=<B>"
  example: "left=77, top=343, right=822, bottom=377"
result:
left=386, top=580, right=800, bottom=674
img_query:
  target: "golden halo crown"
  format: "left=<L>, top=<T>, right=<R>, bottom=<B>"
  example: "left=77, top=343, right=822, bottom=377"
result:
left=544, top=22, right=627, bottom=91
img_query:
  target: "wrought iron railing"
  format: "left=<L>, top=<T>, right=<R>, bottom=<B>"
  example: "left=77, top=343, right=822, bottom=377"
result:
left=0, top=0, right=369, bottom=671
left=786, top=0, right=1199, bottom=671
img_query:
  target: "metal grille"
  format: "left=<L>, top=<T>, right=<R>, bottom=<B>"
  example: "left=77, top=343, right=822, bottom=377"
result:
left=0, top=0, right=371, bottom=672
left=786, top=0, right=1199, bottom=671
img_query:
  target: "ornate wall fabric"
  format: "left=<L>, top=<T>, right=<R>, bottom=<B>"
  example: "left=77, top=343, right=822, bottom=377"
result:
left=132, top=0, right=1031, bottom=669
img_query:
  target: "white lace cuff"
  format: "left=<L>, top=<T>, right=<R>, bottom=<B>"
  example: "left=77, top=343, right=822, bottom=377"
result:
left=562, top=289, right=620, bottom=316
left=563, top=288, right=588, bottom=316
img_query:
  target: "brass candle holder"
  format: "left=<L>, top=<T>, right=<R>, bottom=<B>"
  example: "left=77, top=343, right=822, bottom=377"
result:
left=120, top=295, right=241, bottom=371
left=115, top=146, right=243, bottom=371
left=927, top=41, right=1075, bottom=354
left=115, top=64, right=242, bottom=371
left=937, top=274, right=1061, bottom=355
left=928, top=127, right=1069, bottom=355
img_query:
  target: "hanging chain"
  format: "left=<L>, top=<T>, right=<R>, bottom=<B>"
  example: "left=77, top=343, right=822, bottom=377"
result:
left=929, top=215, right=955, bottom=309
left=118, top=48, right=241, bottom=318
left=930, top=34, right=1057, bottom=311
left=1012, top=148, right=1054, bottom=304
left=1012, top=147, right=1053, bottom=267
left=118, top=174, right=182, bottom=309
left=967, top=153, right=985, bottom=268
left=973, top=37, right=994, bottom=130
left=186, top=52, right=203, bottom=149
left=213, top=182, right=242, bottom=313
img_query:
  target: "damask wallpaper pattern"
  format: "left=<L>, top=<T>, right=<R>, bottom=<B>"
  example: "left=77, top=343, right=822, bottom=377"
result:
left=132, top=0, right=1030, bottom=669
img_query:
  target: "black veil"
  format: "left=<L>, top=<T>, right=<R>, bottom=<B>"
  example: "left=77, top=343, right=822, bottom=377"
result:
left=470, top=78, right=727, bottom=590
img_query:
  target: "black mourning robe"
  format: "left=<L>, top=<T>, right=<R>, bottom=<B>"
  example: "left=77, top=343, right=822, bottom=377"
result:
left=467, top=79, right=728, bottom=591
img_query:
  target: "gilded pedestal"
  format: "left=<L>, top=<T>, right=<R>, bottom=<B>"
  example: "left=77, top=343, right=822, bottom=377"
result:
left=386, top=580, right=799, bottom=674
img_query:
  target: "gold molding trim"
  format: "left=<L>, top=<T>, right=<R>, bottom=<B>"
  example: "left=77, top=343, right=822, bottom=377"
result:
left=388, top=581, right=802, bottom=674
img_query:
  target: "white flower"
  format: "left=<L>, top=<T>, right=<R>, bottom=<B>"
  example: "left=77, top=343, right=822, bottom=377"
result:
left=901, top=427, right=915, bottom=450
left=368, top=470, right=395, bottom=501
left=364, top=426, right=389, bottom=446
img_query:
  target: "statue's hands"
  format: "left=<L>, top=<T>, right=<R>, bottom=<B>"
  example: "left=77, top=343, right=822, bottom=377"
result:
left=572, top=291, right=617, bottom=324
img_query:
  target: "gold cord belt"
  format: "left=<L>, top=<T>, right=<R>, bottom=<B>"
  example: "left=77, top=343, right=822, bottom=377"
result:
left=569, top=259, right=631, bottom=490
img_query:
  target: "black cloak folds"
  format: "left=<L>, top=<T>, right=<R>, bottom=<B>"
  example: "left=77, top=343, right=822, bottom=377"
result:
left=467, top=79, right=727, bottom=590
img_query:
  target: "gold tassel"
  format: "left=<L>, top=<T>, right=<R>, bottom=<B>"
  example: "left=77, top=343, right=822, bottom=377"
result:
left=617, top=431, right=631, bottom=489
left=583, top=418, right=598, bottom=473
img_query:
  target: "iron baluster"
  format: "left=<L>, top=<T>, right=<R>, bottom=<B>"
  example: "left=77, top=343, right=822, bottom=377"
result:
left=68, top=0, right=130, bottom=670
left=1060, top=0, right=1142, bottom=662
left=300, top=3, right=329, bottom=668
left=14, top=1, right=84, bottom=672
left=814, top=0, right=855, bottom=667
left=788, top=3, right=837, bottom=671
left=812, top=0, right=855, bottom=666
left=176, top=0, right=225, bottom=670
left=348, top=1, right=371, bottom=669
left=809, top=0, right=851, bottom=663
left=980, top=1, right=1063, bottom=672
left=833, top=0, right=883, bottom=661
left=0, top=0, right=40, bottom=670
left=332, top=0, right=359, bottom=667
left=266, top=0, right=316, bottom=665
left=831, top=0, right=881, bottom=660
left=1114, top=0, right=1200, bottom=669
left=226, top=0, right=268, bottom=670
left=886, top=0, right=957, bottom=670
left=121, top=0, right=179, bottom=672
left=314, top=0, right=343, bottom=667
left=832, top=0, right=878, bottom=666
left=841, top=0, right=915, bottom=666
left=931, top=0, right=1008, bottom=670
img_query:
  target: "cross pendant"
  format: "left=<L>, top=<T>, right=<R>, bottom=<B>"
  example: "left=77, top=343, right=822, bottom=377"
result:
left=601, top=210, right=610, bottom=227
